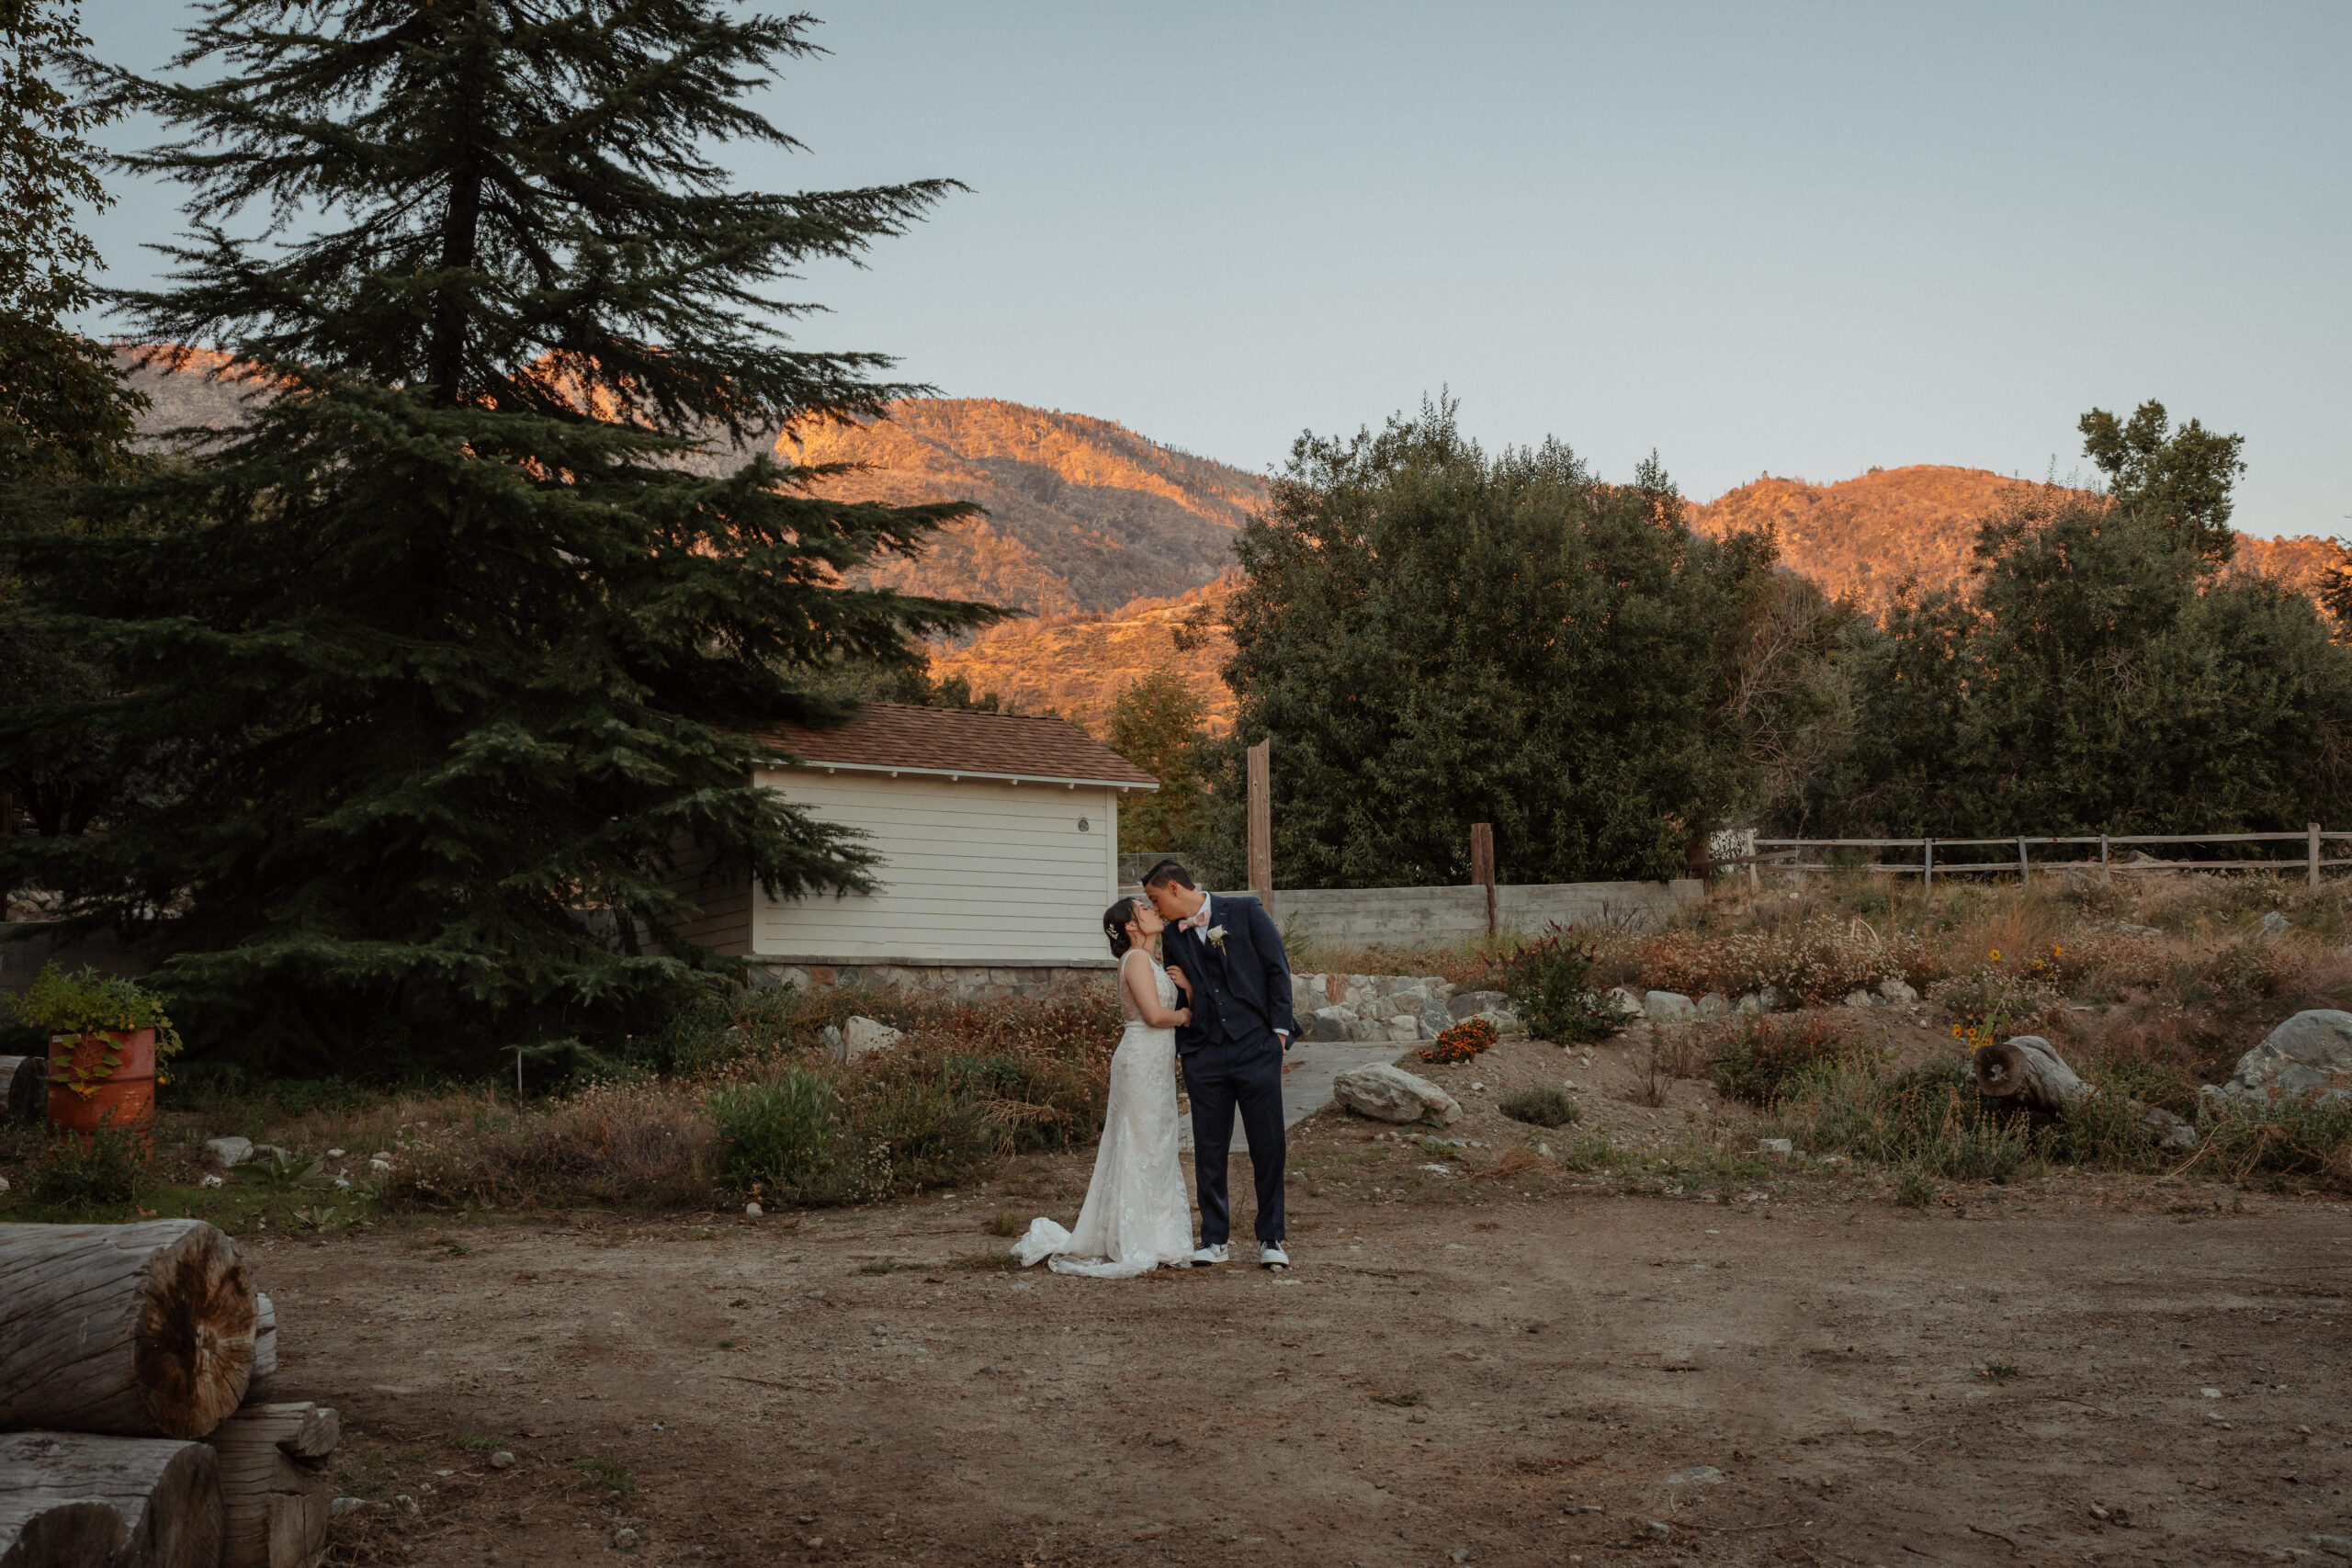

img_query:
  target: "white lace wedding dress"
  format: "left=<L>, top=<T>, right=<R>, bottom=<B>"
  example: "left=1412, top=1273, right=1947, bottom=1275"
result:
left=1012, top=948, right=1195, bottom=1278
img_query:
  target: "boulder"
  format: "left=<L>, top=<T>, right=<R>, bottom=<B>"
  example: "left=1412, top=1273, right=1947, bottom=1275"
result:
left=1735, top=993, right=1764, bottom=1015
left=204, top=1135, right=255, bottom=1168
left=2263, top=910, right=2291, bottom=938
left=1696, top=992, right=1730, bottom=1019
left=1332, top=1065, right=1462, bottom=1125
left=1386, top=1016, right=1423, bottom=1043
left=1842, top=990, right=1876, bottom=1009
left=1449, top=989, right=1509, bottom=1021
left=1757, top=986, right=1784, bottom=1012
left=1305, top=1006, right=1354, bottom=1043
left=2214, top=1010, right=2352, bottom=1102
left=1604, top=987, right=1645, bottom=1021
left=1474, top=1008, right=1523, bottom=1036
left=1878, top=977, right=1918, bottom=1006
left=1644, top=990, right=1696, bottom=1021
left=2137, top=1103, right=2198, bottom=1153
left=1419, top=998, right=1454, bottom=1037
left=842, top=1016, right=905, bottom=1059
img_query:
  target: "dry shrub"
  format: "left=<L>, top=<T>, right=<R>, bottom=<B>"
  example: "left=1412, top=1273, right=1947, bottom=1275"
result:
left=1634, top=917, right=1939, bottom=1005
left=1474, top=1145, right=1544, bottom=1182
left=386, top=1079, right=719, bottom=1211
left=1708, top=1013, right=1869, bottom=1107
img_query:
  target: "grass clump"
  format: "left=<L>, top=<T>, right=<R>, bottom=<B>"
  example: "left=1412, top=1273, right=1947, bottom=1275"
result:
left=1709, top=1014, right=1869, bottom=1107
left=1894, top=1168, right=1938, bottom=1209
left=982, top=1209, right=1023, bottom=1236
left=1498, top=1086, right=1580, bottom=1128
left=2192, top=1094, right=2352, bottom=1188
left=1771, top=1056, right=2046, bottom=1185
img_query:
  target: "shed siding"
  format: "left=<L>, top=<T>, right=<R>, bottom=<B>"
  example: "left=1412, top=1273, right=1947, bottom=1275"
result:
left=752, top=771, right=1120, bottom=963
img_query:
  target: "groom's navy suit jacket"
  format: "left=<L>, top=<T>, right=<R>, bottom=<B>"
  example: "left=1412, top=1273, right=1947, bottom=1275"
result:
left=1166, top=893, right=1296, bottom=1058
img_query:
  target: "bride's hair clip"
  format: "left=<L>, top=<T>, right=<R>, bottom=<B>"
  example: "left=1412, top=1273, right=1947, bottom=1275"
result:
left=1102, top=897, right=1138, bottom=957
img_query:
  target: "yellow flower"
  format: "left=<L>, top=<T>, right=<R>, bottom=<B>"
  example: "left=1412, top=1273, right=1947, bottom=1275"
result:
left=1990, top=949, right=2002, bottom=961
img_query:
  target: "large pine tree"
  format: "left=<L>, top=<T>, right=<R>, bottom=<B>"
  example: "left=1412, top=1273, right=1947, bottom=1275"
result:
left=7, top=0, right=998, bottom=1072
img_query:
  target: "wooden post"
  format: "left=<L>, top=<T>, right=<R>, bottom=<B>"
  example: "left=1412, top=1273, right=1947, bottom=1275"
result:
left=1245, top=739, right=1272, bottom=897
left=1469, top=823, right=1496, bottom=937
left=1923, top=837, right=1934, bottom=893
left=2017, top=834, right=2029, bottom=887
left=1744, top=828, right=1758, bottom=892
left=2310, top=822, right=2322, bottom=888
left=2099, top=833, right=2110, bottom=886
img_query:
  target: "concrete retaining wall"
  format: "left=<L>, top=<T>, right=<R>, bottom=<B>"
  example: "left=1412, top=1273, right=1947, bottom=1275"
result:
left=1262, top=879, right=1702, bottom=947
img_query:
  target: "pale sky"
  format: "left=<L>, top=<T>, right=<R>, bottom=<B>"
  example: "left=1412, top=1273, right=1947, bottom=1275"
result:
left=76, top=1, right=2352, bottom=536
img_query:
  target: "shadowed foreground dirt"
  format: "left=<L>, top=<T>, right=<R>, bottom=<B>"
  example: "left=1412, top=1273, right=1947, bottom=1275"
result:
left=271, top=1143, right=2351, bottom=1568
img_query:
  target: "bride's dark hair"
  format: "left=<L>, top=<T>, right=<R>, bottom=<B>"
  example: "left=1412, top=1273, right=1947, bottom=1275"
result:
left=1102, top=897, right=1142, bottom=958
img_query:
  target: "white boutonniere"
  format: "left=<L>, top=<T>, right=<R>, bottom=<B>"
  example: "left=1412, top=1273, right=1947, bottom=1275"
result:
left=1205, top=924, right=1228, bottom=949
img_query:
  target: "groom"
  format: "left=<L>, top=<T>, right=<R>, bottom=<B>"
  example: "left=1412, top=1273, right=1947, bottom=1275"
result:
left=1142, top=859, right=1295, bottom=1269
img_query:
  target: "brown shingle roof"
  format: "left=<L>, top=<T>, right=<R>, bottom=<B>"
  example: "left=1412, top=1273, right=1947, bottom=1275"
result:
left=752, top=703, right=1159, bottom=789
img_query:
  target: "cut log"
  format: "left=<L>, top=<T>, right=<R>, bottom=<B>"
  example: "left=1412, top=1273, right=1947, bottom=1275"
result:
left=205, top=1403, right=338, bottom=1568
left=0, top=1055, right=41, bottom=1126
left=0, top=1430, right=224, bottom=1568
left=244, top=1295, right=277, bottom=1406
left=0, top=1220, right=256, bottom=1438
left=1973, top=1035, right=2094, bottom=1114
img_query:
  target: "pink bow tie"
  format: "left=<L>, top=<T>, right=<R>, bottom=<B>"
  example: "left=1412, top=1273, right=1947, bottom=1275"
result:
left=1178, top=908, right=1211, bottom=932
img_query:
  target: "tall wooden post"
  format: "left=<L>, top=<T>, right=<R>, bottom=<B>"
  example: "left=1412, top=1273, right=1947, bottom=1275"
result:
left=2017, top=834, right=2029, bottom=887
left=1923, top=837, right=1934, bottom=893
left=1744, top=827, right=1758, bottom=893
left=2310, top=822, right=2322, bottom=888
left=1469, top=822, right=1496, bottom=937
left=2099, top=833, right=2110, bottom=886
left=1245, top=739, right=1272, bottom=897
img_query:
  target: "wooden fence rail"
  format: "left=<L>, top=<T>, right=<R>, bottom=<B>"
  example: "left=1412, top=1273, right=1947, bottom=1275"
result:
left=1727, top=825, right=2349, bottom=889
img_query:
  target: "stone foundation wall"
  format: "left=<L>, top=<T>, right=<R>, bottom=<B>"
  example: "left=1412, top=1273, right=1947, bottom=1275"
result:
left=755, top=961, right=1117, bottom=1003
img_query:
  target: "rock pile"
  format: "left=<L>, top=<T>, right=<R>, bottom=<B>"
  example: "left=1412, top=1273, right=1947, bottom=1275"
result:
left=1292, top=973, right=1520, bottom=1043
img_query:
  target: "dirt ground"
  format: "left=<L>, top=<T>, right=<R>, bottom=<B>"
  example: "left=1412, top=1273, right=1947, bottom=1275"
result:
left=267, top=1019, right=2352, bottom=1568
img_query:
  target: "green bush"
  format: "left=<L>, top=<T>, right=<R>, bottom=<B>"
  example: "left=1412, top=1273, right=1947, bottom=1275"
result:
left=1894, top=1168, right=1937, bottom=1209
left=1500, top=926, right=1618, bottom=1043
left=1709, top=1014, right=1870, bottom=1107
left=848, top=1071, right=996, bottom=1191
left=710, top=1071, right=837, bottom=1199
left=27, top=1130, right=151, bottom=1209
left=1498, top=1086, right=1581, bottom=1128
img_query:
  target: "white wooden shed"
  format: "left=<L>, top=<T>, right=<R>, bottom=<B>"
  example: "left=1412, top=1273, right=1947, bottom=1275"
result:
left=676, top=704, right=1159, bottom=994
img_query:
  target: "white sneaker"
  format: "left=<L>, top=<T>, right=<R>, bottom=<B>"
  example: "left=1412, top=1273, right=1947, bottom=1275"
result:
left=1190, top=1244, right=1228, bottom=1266
left=1260, top=1241, right=1290, bottom=1269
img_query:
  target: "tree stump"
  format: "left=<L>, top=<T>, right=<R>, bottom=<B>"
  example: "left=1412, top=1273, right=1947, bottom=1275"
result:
left=0, top=1220, right=256, bottom=1438
left=1973, top=1035, right=2094, bottom=1114
left=0, top=1430, right=224, bottom=1568
left=206, top=1403, right=338, bottom=1568
left=245, top=1295, right=277, bottom=1406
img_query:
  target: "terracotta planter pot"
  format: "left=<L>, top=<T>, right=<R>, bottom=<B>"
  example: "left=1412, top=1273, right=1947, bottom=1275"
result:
left=48, top=1027, right=159, bottom=1142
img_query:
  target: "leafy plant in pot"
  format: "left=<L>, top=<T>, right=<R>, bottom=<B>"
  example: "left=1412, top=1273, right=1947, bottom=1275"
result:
left=6, top=964, right=184, bottom=1141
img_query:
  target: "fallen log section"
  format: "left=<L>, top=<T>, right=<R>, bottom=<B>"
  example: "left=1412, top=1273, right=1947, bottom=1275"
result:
left=0, top=1220, right=256, bottom=1438
left=0, top=1056, right=40, bottom=1126
left=1972, top=1035, right=2090, bottom=1113
left=206, top=1402, right=338, bottom=1568
left=0, top=1430, right=224, bottom=1568
left=1973, top=1034, right=2198, bottom=1152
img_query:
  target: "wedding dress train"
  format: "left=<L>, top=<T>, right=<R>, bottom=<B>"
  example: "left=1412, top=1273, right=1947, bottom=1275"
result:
left=1012, top=949, right=1195, bottom=1278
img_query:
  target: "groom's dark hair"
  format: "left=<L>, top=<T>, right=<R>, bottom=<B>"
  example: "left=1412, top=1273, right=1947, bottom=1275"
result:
left=1141, top=859, right=1196, bottom=891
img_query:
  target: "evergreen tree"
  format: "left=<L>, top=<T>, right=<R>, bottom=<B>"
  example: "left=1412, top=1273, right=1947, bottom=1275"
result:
left=0, top=0, right=141, bottom=488
left=1204, top=399, right=1772, bottom=889
left=6, top=0, right=999, bottom=1071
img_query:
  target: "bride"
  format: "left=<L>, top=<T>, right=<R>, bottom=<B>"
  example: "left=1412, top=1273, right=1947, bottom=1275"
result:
left=1011, top=895, right=1198, bottom=1277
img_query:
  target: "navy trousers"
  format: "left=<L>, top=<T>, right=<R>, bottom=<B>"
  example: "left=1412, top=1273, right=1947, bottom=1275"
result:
left=1182, top=1041, right=1286, bottom=1246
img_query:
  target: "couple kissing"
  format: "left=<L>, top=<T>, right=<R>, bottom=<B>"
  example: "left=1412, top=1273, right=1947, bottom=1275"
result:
left=1012, top=859, right=1295, bottom=1277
